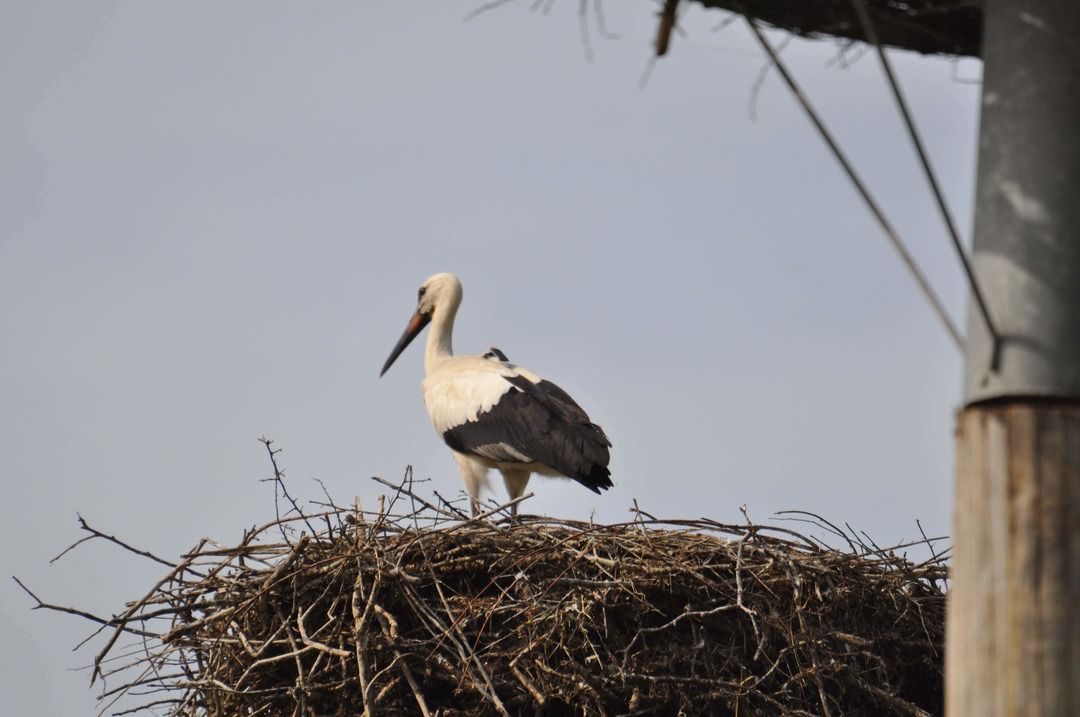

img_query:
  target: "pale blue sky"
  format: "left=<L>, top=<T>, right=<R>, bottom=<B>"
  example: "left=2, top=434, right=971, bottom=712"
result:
left=1, top=2, right=979, bottom=714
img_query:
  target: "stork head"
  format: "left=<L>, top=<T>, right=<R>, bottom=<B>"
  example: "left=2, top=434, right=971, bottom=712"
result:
left=380, top=273, right=462, bottom=376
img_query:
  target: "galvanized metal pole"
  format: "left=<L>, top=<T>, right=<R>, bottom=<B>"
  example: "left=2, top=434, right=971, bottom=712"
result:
left=947, top=0, right=1080, bottom=715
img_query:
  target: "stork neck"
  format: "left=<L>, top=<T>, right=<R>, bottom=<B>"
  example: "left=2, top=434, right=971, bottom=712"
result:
left=424, top=306, right=456, bottom=374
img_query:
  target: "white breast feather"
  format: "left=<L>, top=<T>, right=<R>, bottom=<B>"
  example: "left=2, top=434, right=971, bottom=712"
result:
left=421, top=355, right=545, bottom=433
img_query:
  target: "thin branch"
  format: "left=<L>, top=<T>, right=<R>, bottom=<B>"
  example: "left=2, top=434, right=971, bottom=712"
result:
left=11, top=577, right=155, bottom=638
left=259, top=437, right=318, bottom=540
left=52, top=515, right=177, bottom=569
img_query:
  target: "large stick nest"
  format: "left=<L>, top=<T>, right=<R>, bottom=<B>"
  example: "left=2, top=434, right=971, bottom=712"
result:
left=43, top=505, right=948, bottom=714
left=26, top=461, right=948, bottom=716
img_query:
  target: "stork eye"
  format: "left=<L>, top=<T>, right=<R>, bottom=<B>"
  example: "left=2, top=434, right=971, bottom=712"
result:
left=418, top=287, right=427, bottom=302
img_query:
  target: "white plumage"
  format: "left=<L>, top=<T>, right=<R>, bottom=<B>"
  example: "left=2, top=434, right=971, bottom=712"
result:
left=421, top=359, right=531, bottom=436
left=380, top=273, right=612, bottom=516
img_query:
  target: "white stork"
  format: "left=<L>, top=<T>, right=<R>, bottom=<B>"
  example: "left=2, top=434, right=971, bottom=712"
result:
left=380, top=273, right=612, bottom=516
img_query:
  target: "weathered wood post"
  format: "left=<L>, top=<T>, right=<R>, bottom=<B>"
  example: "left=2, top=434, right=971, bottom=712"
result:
left=946, top=1, right=1080, bottom=715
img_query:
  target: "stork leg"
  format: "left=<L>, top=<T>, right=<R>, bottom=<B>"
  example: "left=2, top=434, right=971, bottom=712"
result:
left=499, top=468, right=531, bottom=518
left=452, top=451, right=487, bottom=517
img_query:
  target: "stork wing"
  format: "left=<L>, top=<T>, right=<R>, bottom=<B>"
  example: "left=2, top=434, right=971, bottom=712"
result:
left=433, top=369, right=612, bottom=494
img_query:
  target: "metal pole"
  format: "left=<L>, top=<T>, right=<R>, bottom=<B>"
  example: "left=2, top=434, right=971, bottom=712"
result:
left=948, top=1, right=1080, bottom=715
left=962, top=0, right=1080, bottom=399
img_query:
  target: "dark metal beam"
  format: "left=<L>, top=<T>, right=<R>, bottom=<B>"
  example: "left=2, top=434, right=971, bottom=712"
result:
left=694, top=0, right=983, bottom=57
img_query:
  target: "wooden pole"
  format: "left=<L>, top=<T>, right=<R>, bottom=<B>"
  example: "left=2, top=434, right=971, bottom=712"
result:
left=949, top=406, right=1080, bottom=715
left=947, top=0, right=1080, bottom=715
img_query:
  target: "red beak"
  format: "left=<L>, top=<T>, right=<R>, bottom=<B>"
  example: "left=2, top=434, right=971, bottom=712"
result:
left=380, top=310, right=431, bottom=377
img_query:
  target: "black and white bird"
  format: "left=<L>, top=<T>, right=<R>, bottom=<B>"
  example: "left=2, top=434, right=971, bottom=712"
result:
left=380, top=273, right=612, bottom=516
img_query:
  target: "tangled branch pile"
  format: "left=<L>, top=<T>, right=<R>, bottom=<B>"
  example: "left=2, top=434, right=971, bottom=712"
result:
left=38, top=476, right=947, bottom=716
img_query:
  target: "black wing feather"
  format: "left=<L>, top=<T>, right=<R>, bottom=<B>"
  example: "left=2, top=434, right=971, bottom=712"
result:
left=442, top=374, right=612, bottom=494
